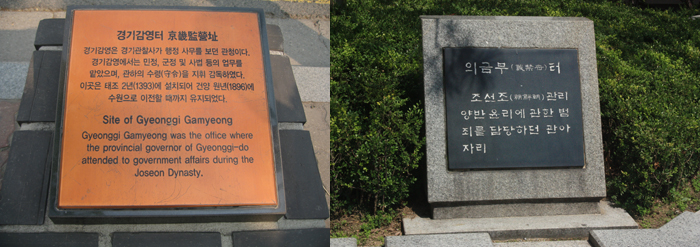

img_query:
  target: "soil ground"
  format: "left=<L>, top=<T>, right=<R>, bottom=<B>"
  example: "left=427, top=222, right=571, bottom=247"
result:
left=633, top=180, right=700, bottom=229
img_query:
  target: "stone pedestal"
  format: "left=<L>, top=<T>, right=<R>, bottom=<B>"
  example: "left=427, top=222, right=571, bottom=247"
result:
left=422, top=15, right=606, bottom=219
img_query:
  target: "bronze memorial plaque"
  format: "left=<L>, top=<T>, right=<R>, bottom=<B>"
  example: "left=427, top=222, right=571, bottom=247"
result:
left=51, top=7, right=283, bottom=216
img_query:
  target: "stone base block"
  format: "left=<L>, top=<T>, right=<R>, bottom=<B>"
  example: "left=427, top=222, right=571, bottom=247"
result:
left=404, top=201, right=637, bottom=240
left=433, top=200, right=601, bottom=219
left=493, top=240, right=591, bottom=247
left=232, top=228, right=329, bottom=247
left=589, top=211, right=700, bottom=247
left=0, top=233, right=98, bottom=247
left=330, top=238, right=357, bottom=247
left=589, top=229, right=700, bottom=247
left=385, top=233, right=492, bottom=247
left=112, top=232, right=221, bottom=247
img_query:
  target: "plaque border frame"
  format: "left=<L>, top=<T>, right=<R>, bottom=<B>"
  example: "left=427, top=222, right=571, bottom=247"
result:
left=48, top=5, right=286, bottom=222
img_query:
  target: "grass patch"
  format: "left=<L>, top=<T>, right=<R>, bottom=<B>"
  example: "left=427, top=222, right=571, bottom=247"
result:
left=331, top=208, right=407, bottom=246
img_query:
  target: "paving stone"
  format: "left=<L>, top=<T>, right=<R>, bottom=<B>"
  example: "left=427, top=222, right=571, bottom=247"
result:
left=280, top=129, right=328, bottom=219
left=494, top=240, right=591, bottom=247
left=0, top=232, right=98, bottom=247
left=232, top=228, right=330, bottom=247
left=112, top=232, right=221, bottom=247
left=588, top=229, right=700, bottom=247
left=267, top=24, right=284, bottom=52
left=17, top=50, right=61, bottom=123
left=302, top=102, right=330, bottom=217
left=590, top=212, right=700, bottom=247
left=292, top=66, right=329, bottom=102
left=0, top=12, right=53, bottom=62
left=272, top=55, right=306, bottom=123
left=660, top=211, right=700, bottom=233
left=330, top=237, right=357, bottom=247
left=0, top=130, right=53, bottom=225
left=385, top=233, right=493, bottom=247
left=266, top=19, right=329, bottom=67
left=34, top=18, right=65, bottom=49
left=0, top=62, right=29, bottom=99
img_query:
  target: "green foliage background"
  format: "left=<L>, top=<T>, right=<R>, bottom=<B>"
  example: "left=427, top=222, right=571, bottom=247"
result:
left=331, top=0, right=700, bottom=216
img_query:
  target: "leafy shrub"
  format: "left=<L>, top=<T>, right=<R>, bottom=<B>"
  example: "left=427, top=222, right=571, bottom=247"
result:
left=331, top=0, right=425, bottom=214
left=331, top=0, right=700, bottom=216
left=592, top=4, right=700, bottom=215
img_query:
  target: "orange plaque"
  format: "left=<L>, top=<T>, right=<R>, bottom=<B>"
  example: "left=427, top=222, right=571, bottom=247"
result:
left=56, top=9, right=280, bottom=209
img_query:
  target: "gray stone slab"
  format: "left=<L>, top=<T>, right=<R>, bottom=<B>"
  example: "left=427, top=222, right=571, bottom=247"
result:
left=34, top=18, right=64, bottom=49
left=276, top=218, right=327, bottom=230
left=0, top=130, right=53, bottom=225
left=0, top=232, right=99, bottom=247
left=302, top=102, right=330, bottom=218
left=112, top=232, right=221, bottom=247
left=292, top=66, right=330, bottom=102
left=660, top=211, right=700, bottom=233
left=433, top=201, right=600, bottom=219
left=267, top=24, right=284, bottom=52
left=330, top=237, right=358, bottom=247
left=403, top=202, right=637, bottom=240
left=280, top=129, right=328, bottom=219
left=232, top=228, right=330, bottom=247
left=385, top=233, right=493, bottom=247
left=494, top=241, right=590, bottom=247
left=0, top=12, right=53, bottom=62
left=589, top=229, right=700, bottom=247
left=421, top=16, right=605, bottom=218
left=272, top=55, right=306, bottom=123
left=0, top=62, right=29, bottom=99
left=267, top=19, right=329, bottom=67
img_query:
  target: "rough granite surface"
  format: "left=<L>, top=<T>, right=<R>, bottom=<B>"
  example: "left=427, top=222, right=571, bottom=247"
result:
left=404, top=201, right=638, bottom=240
left=330, top=238, right=357, bottom=247
left=433, top=201, right=600, bottom=219
left=589, top=211, right=700, bottom=247
left=589, top=229, right=700, bottom=247
left=493, top=241, right=591, bottom=247
left=385, top=233, right=493, bottom=247
left=421, top=16, right=606, bottom=210
left=659, top=211, right=700, bottom=232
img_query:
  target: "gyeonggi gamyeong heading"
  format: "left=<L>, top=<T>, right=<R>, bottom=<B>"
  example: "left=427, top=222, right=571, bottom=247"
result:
left=102, top=114, right=233, bottom=126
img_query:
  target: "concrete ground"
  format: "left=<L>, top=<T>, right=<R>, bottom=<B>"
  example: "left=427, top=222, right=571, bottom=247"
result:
left=0, top=0, right=329, bottom=228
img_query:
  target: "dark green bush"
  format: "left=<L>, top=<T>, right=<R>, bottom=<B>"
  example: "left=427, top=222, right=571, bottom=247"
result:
left=332, top=0, right=700, bottom=216
left=331, top=0, right=425, bottom=214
